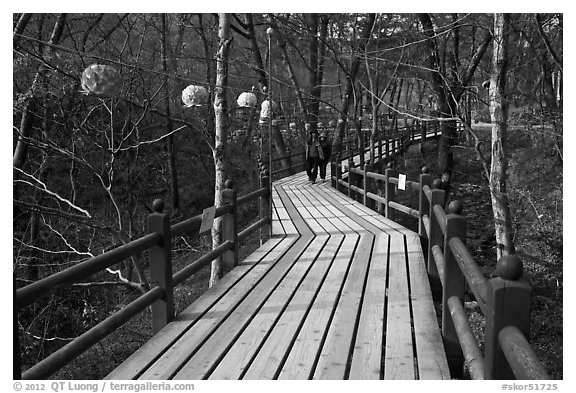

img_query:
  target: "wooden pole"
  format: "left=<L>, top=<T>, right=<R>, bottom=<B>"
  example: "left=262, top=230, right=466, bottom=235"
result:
left=442, top=200, right=466, bottom=378
left=384, top=163, right=398, bottom=219
left=485, top=255, right=532, bottom=379
left=427, top=179, right=445, bottom=280
left=419, top=167, right=431, bottom=238
left=260, top=167, right=271, bottom=244
left=222, top=179, right=238, bottom=274
left=148, top=199, right=174, bottom=334
left=364, top=163, right=375, bottom=209
left=347, top=157, right=354, bottom=199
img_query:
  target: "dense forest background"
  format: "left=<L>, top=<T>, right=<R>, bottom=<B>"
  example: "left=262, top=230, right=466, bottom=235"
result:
left=12, top=13, right=562, bottom=379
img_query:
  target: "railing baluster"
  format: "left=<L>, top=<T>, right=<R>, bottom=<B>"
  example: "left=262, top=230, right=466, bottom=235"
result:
left=427, top=179, right=445, bottom=280
left=485, top=255, right=532, bottom=379
left=222, top=179, right=238, bottom=274
left=363, top=163, right=373, bottom=209
left=442, top=200, right=466, bottom=378
left=347, top=157, right=354, bottom=199
left=259, top=167, right=271, bottom=244
left=384, top=163, right=398, bottom=219
left=419, top=167, right=431, bottom=238
left=148, top=199, right=174, bottom=334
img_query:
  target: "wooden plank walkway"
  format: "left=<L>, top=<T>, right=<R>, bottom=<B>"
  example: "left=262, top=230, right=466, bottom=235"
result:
left=107, top=165, right=450, bottom=380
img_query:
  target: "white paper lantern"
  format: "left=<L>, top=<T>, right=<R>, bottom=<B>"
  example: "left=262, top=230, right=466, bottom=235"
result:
left=81, top=64, right=120, bottom=97
left=237, top=91, right=257, bottom=108
left=181, top=85, right=208, bottom=107
left=259, top=99, right=279, bottom=119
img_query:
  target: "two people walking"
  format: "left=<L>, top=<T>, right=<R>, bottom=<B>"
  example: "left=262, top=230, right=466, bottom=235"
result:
left=305, top=129, right=331, bottom=184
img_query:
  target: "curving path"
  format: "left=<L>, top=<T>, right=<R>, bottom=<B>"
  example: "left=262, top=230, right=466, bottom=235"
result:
left=107, top=166, right=450, bottom=380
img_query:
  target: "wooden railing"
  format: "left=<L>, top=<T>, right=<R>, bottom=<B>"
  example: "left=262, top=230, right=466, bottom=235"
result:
left=270, top=118, right=444, bottom=181
left=331, top=163, right=550, bottom=380
left=14, top=173, right=273, bottom=380
left=270, top=150, right=306, bottom=180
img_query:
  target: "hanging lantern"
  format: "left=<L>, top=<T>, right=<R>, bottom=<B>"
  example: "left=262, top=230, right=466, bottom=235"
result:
left=181, top=85, right=208, bottom=107
left=237, top=91, right=257, bottom=108
left=260, top=99, right=279, bottom=119
left=81, top=64, right=120, bottom=97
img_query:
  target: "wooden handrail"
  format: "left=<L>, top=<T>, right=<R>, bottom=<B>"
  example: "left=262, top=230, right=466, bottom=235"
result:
left=237, top=187, right=269, bottom=206
left=22, top=286, right=165, bottom=380
left=499, top=326, right=550, bottom=380
left=16, top=232, right=162, bottom=308
left=173, top=240, right=233, bottom=286
left=238, top=217, right=269, bottom=242
left=328, top=127, right=550, bottom=379
left=447, top=296, right=485, bottom=380
left=15, top=177, right=272, bottom=380
left=449, top=237, right=488, bottom=310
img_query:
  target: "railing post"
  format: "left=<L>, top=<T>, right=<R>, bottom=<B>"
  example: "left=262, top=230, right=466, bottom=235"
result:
left=384, top=162, right=398, bottom=219
left=222, top=179, right=238, bottom=274
left=286, top=147, right=293, bottom=174
left=385, top=130, right=390, bottom=159
left=148, top=199, right=174, bottom=334
left=427, top=179, right=445, bottom=280
left=421, top=120, right=426, bottom=142
left=418, top=166, right=431, bottom=238
left=331, top=159, right=336, bottom=188
left=347, top=157, right=354, bottom=198
left=442, top=200, right=466, bottom=378
left=334, top=154, right=342, bottom=190
left=485, top=255, right=532, bottom=379
left=259, top=167, right=271, bottom=244
left=363, top=163, right=373, bottom=209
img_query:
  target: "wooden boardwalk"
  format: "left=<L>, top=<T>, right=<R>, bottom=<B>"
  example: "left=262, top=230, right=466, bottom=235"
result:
left=107, top=166, right=450, bottom=380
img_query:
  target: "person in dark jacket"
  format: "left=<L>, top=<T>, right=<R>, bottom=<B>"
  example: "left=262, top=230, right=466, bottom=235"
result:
left=318, top=132, right=332, bottom=182
left=305, top=130, right=323, bottom=183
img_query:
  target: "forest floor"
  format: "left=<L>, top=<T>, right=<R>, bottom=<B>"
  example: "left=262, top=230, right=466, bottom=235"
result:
left=53, top=120, right=562, bottom=380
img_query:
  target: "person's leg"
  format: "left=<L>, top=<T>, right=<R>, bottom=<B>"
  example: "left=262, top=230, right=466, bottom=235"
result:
left=311, top=157, right=319, bottom=182
left=319, top=161, right=327, bottom=180
left=305, top=158, right=313, bottom=180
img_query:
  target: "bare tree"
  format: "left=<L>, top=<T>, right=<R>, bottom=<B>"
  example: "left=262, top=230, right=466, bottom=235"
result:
left=489, top=13, right=515, bottom=258
left=417, top=13, right=491, bottom=177
left=210, top=13, right=233, bottom=287
left=332, top=13, right=376, bottom=158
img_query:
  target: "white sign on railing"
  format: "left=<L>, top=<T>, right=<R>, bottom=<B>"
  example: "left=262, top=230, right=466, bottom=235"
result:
left=199, top=206, right=216, bottom=234
left=398, top=174, right=407, bottom=191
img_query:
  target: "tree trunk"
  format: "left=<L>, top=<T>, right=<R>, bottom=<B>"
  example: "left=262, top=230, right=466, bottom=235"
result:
left=333, top=13, right=376, bottom=157
left=210, top=13, right=232, bottom=287
left=241, top=14, right=288, bottom=161
left=14, top=14, right=66, bottom=171
left=269, top=15, right=307, bottom=118
left=161, top=14, right=180, bottom=212
left=418, top=13, right=491, bottom=177
left=13, top=13, right=33, bottom=49
left=489, top=13, right=515, bottom=258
